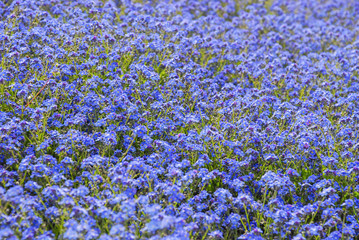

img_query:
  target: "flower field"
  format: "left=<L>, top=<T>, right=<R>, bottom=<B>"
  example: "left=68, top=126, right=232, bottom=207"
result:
left=0, top=0, right=359, bottom=239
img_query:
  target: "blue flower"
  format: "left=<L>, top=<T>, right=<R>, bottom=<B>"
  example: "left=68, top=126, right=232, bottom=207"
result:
left=25, top=181, right=41, bottom=192
left=209, top=230, right=223, bottom=239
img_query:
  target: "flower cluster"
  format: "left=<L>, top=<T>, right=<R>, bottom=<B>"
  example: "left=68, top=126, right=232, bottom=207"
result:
left=0, top=0, right=359, bottom=239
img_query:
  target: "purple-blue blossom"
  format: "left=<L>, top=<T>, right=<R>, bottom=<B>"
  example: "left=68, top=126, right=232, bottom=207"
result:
left=0, top=0, right=358, bottom=239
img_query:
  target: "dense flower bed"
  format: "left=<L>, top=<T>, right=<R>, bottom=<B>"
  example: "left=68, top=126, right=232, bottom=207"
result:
left=0, top=0, right=359, bottom=239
